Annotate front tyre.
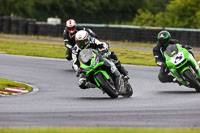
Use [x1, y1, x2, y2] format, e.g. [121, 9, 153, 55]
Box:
[95, 72, 118, 98]
[183, 69, 200, 92]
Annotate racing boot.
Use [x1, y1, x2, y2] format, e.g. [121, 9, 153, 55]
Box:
[115, 61, 129, 81]
[85, 82, 96, 88]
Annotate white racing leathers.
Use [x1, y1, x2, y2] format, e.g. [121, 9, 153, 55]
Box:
[72, 37, 109, 72]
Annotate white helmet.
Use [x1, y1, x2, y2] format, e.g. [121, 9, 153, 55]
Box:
[75, 30, 90, 49]
[66, 19, 76, 34]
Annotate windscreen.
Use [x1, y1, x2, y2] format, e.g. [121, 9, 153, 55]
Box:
[79, 49, 93, 64]
[165, 44, 178, 57]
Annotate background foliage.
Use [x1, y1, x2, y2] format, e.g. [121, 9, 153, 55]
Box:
[0, 0, 200, 28]
[0, 0, 164, 23]
[133, 0, 200, 28]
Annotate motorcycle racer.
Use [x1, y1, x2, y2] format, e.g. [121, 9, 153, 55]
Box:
[72, 30, 128, 90]
[63, 19, 97, 61]
[153, 30, 193, 83]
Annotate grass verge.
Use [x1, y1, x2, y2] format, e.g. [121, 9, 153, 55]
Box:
[0, 78, 31, 91]
[0, 39, 65, 59]
[111, 48, 156, 66]
[0, 128, 200, 133]
[0, 38, 199, 66]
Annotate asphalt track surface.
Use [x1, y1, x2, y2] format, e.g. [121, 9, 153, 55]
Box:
[0, 54, 200, 128]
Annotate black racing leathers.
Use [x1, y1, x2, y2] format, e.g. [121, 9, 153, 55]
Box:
[63, 26, 97, 60]
[153, 39, 180, 65]
[153, 39, 180, 83]
[153, 39, 194, 83]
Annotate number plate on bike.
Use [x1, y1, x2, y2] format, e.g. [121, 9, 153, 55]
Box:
[170, 52, 185, 65]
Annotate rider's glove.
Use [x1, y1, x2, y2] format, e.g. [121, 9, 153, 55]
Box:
[156, 61, 162, 66]
[155, 56, 163, 66]
[98, 42, 109, 53]
[184, 45, 192, 50]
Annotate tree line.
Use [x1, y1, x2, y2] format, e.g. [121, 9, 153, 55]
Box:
[0, 0, 168, 23]
[0, 0, 199, 28]
[133, 0, 200, 28]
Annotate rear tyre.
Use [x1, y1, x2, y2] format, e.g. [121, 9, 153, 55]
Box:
[183, 69, 200, 92]
[95, 72, 118, 98]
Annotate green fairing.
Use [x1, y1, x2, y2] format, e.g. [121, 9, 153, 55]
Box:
[94, 70, 110, 79]
[164, 44, 200, 86]
[80, 63, 89, 69]
[94, 70, 110, 87]
[86, 62, 104, 77]
[80, 50, 110, 87]
[164, 44, 188, 70]
[181, 66, 190, 74]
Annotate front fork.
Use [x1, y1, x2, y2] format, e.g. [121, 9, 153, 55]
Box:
[94, 71, 110, 87]
[188, 54, 200, 78]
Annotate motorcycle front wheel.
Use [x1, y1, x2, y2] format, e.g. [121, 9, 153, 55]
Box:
[183, 69, 200, 92]
[95, 72, 118, 99]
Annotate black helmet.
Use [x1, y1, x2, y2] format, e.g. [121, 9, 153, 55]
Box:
[157, 30, 171, 46]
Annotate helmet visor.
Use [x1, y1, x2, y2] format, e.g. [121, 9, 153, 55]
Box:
[67, 26, 76, 33]
[76, 39, 89, 49]
[159, 38, 166, 44]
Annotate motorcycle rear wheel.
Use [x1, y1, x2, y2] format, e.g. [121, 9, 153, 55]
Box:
[95, 72, 118, 98]
[183, 69, 200, 92]
[122, 82, 133, 98]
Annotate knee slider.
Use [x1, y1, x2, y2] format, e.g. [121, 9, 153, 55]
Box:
[78, 78, 88, 89]
[66, 56, 72, 61]
[66, 52, 72, 61]
[158, 74, 167, 83]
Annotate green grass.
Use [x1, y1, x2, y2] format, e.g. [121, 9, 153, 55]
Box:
[108, 40, 155, 48]
[0, 39, 65, 59]
[0, 38, 156, 66]
[0, 78, 31, 91]
[111, 48, 156, 66]
[0, 128, 200, 133]
[0, 37, 199, 66]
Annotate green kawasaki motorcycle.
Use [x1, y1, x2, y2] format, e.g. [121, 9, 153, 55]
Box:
[164, 44, 200, 92]
[78, 48, 133, 98]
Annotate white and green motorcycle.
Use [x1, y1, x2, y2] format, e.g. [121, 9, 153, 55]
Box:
[164, 44, 200, 92]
